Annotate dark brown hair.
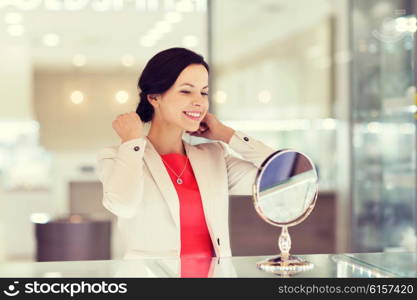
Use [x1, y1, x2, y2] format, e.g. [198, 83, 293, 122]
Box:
[136, 47, 209, 122]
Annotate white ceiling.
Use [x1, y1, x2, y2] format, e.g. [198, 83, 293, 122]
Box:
[0, 0, 332, 69]
[0, 0, 208, 70]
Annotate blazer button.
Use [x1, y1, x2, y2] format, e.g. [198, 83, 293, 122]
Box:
[243, 137, 249, 141]
[133, 146, 140, 151]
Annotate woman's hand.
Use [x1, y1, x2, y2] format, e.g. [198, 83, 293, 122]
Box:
[112, 112, 144, 144]
[186, 112, 235, 143]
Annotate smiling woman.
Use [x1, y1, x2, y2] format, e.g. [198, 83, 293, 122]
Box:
[136, 48, 209, 122]
[134, 48, 237, 156]
[97, 47, 277, 266]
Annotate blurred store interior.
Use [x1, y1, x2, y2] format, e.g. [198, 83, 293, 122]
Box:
[0, 0, 415, 262]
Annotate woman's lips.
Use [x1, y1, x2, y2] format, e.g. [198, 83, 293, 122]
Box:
[183, 111, 202, 121]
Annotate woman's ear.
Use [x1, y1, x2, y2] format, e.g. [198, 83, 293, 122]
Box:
[147, 94, 160, 108]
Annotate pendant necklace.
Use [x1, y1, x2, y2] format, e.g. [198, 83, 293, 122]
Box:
[160, 135, 191, 185]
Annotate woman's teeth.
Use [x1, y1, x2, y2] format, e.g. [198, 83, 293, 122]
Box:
[183, 111, 201, 120]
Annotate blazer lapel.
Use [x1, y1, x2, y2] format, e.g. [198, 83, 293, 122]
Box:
[143, 136, 180, 230]
[142, 136, 215, 233]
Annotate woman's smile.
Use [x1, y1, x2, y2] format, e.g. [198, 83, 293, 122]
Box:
[183, 110, 203, 121]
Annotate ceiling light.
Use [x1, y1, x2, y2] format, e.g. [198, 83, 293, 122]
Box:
[367, 122, 381, 133]
[121, 54, 135, 67]
[72, 54, 86, 67]
[70, 91, 84, 104]
[258, 90, 272, 103]
[42, 33, 60, 47]
[321, 118, 336, 130]
[30, 213, 50, 224]
[155, 20, 171, 34]
[115, 90, 129, 103]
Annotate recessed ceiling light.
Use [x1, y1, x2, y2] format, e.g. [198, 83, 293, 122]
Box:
[42, 33, 60, 47]
[258, 90, 272, 103]
[30, 213, 50, 224]
[7, 24, 24, 36]
[70, 91, 84, 104]
[72, 54, 86, 67]
[121, 54, 135, 67]
[155, 20, 171, 34]
[115, 90, 129, 103]
[321, 119, 336, 130]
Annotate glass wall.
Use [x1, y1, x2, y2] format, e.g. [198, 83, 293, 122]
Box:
[351, 0, 416, 252]
[211, 0, 417, 254]
[209, 0, 350, 255]
[210, 0, 337, 191]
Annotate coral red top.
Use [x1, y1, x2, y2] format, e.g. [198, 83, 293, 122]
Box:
[160, 153, 215, 277]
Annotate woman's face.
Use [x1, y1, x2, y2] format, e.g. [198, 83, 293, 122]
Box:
[153, 64, 209, 132]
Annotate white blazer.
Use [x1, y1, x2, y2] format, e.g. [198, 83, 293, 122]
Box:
[96, 130, 276, 259]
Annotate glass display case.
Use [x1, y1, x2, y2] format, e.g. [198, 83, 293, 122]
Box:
[0, 121, 52, 192]
[342, 252, 417, 277]
[351, 0, 416, 252]
[0, 253, 410, 278]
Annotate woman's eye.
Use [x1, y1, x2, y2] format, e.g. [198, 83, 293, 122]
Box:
[180, 90, 191, 94]
[201, 92, 209, 96]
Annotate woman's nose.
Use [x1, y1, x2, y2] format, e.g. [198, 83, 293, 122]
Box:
[192, 98, 204, 106]
[192, 94, 207, 106]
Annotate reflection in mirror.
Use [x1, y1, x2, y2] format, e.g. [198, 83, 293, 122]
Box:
[253, 150, 318, 276]
[258, 151, 318, 224]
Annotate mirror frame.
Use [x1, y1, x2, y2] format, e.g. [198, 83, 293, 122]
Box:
[251, 149, 319, 227]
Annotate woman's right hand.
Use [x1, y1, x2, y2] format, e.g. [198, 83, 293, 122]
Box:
[112, 112, 143, 143]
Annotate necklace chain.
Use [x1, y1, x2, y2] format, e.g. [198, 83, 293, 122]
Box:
[159, 135, 191, 184]
[160, 155, 188, 179]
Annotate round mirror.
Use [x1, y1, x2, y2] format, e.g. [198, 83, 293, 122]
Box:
[252, 149, 319, 275]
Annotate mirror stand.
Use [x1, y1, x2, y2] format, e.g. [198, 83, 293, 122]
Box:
[256, 226, 314, 275]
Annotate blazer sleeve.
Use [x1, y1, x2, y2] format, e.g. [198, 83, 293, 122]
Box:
[96, 138, 147, 218]
[217, 130, 276, 195]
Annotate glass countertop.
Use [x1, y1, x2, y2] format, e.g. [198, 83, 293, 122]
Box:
[341, 252, 417, 277]
[0, 252, 412, 278]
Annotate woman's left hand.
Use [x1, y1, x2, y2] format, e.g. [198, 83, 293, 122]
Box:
[186, 112, 235, 143]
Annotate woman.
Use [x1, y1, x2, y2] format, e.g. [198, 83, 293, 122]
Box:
[97, 48, 276, 265]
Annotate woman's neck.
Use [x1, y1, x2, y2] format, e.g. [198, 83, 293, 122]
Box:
[147, 122, 186, 156]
